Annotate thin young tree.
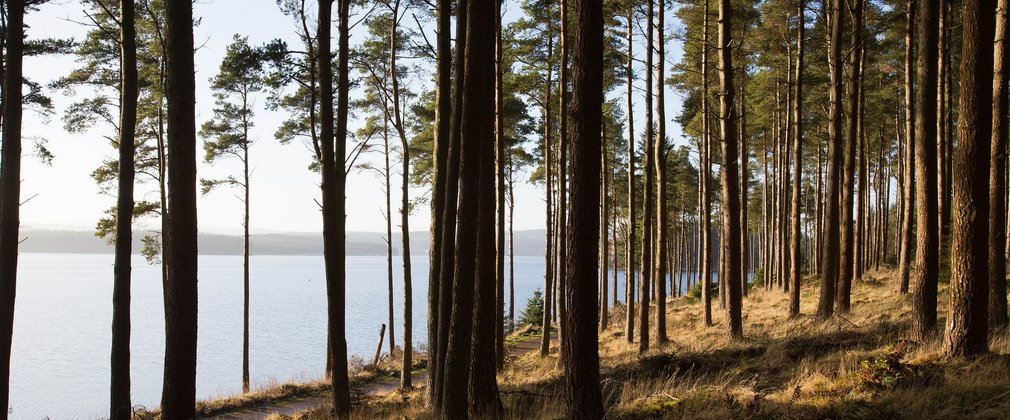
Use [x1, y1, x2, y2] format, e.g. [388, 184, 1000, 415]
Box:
[625, 5, 637, 343]
[640, 0, 655, 353]
[655, 0, 669, 344]
[563, 0, 606, 416]
[910, 0, 940, 340]
[495, 0, 507, 371]
[161, 0, 198, 416]
[700, 0, 714, 327]
[898, 0, 915, 295]
[383, 0, 414, 389]
[200, 35, 267, 393]
[943, 0, 996, 358]
[789, 0, 804, 319]
[556, 0, 571, 352]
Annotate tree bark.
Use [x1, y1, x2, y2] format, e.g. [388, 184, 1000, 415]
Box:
[944, 0, 995, 358]
[387, 1, 414, 389]
[789, 0, 804, 318]
[563, 1, 606, 415]
[818, 0, 844, 318]
[383, 121, 396, 359]
[329, 0, 353, 413]
[495, 0, 507, 371]
[898, 0, 916, 295]
[426, 0, 451, 404]
[989, 0, 1010, 330]
[719, 0, 743, 339]
[655, 0, 669, 344]
[639, 0, 655, 353]
[911, 0, 940, 340]
[540, 7, 556, 356]
[466, 0, 503, 415]
[435, 1, 466, 408]
[625, 6, 637, 342]
[557, 0, 571, 355]
[837, 0, 862, 314]
[110, 0, 138, 416]
[161, 0, 198, 416]
[701, 0, 714, 327]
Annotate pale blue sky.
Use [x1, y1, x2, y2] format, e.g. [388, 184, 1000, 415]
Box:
[20, 0, 686, 234]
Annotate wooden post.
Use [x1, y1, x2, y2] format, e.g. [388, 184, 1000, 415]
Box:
[372, 324, 387, 367]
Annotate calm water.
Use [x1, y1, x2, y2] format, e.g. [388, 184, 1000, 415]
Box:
[10, 253, 699, 419]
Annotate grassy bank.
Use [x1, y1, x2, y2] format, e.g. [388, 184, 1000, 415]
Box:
[209, 268, 1010, 419]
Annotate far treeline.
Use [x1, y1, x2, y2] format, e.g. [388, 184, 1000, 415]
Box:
[0, 0, 1008, 418]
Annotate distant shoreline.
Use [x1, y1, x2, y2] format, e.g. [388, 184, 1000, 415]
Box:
[16, 228, 549, 257]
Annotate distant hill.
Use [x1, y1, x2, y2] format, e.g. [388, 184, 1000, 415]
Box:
[15, 228, 548, 256]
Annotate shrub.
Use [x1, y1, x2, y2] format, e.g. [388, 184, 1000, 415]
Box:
[519, 289, 544, 327]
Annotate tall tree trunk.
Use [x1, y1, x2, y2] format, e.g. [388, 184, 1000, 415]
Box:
[384, 122, 396, 358]
[387, 1, 414, 388]
[701, 0, 713, 327]
[990, 0, 1010, 329]
[837, 0, 862, 314]
[508, 164, 516, 333]
[612, 188, 619, 306]
[434, 0, 466, 408]
[937, 0, 948, 249]
[815, 134, 822, 272]
[331, 0, 354, 413]
[442, 0, 483, 414]
[941, 0, 953, 246]
[639, 0, 655, 353]
[242, 135, 252, 393]
[541, 9, 556, 357]
[625, 7, 637, 342]
[161, 0, 198, 416]
[898, 0, 916, 295]
[600, 129, 610, 331]
[558, 0, 571, 354]
[495, 0, 507, 371]
[911, 0, 940, 340]
[739, 51, 749, 299]
[944, 0, 995, 358]
[467, 0, 503, 415]
[427, 0, 452, 404]
[818, 0, 844, 318]
[111, 0, 138, 416]
[789, 0, 804, 318]
[719, 0, 743, 339]
[563, 1, 606, 415]
[655, 0, 669, 344]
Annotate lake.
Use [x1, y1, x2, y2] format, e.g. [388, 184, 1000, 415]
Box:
[10, 253, 698, 419]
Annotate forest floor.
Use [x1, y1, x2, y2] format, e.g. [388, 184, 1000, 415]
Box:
[197, 266, 1010, 419]
[186, 329, 553, 419]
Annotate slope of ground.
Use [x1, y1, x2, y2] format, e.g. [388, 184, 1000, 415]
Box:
[245, 268, 1010, 419]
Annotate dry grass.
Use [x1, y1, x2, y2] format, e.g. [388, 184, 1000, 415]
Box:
[227, 267, 1010, 419]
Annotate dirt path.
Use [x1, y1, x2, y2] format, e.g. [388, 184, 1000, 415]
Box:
[203, 333, 551, 419]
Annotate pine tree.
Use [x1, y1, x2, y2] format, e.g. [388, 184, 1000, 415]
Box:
[944, 0, 996, 359]
[563, 0, 606, 416]
[161, 0, 198, 416]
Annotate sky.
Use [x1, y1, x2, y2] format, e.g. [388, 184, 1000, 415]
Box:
[19, 0, 688, 235]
